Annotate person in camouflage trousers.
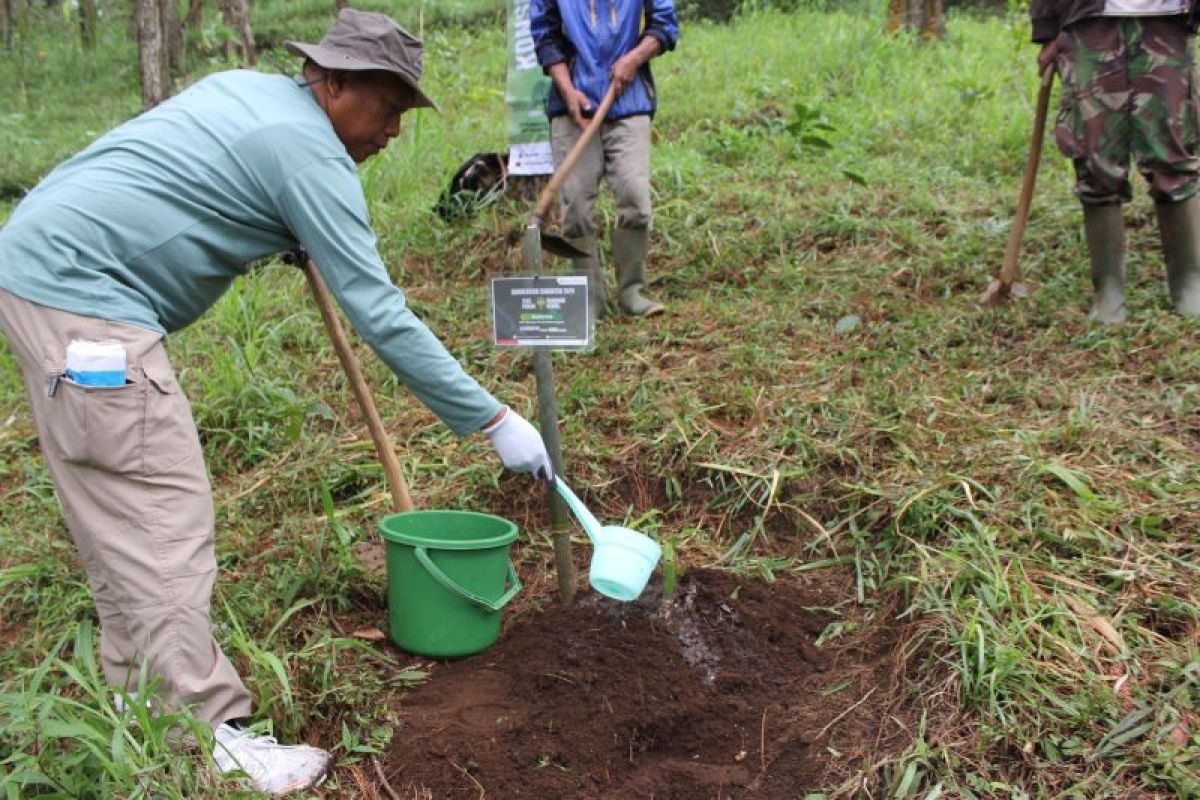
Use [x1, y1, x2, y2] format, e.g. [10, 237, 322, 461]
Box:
[1032, 1, 1200, 322]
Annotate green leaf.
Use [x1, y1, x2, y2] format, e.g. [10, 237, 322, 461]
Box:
[1090, 705, 1156, 761]
[265, 597, 319, 645]
[662, 539, 678, 600]
[260, 651, 295, 712]
[894, 759, 922, 797]
[841, 168, 868, 186]
[1037, 463, 1096, 501]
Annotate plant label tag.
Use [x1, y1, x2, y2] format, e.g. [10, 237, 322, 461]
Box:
[490, 274, 592, 350]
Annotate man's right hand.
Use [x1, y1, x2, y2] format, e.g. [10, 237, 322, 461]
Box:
[563, 86, 593, 131]
[548, 63, 593, 131]
[483, 407, 555, 485]
[1038, 40, 1058, 75]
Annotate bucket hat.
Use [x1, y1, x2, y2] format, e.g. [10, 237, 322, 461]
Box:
[287, 8, 437, 110]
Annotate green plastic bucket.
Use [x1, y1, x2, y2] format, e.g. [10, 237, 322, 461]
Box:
[378, 510, 521, 658]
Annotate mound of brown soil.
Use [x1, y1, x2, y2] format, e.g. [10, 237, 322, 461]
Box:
[377, 569, 912, 798]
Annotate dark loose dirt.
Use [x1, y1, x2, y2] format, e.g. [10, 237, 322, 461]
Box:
[377, 569, 916, 798]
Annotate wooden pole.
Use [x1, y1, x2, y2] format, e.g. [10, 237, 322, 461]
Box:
[303, 259, 415, 513]
[997, 66, 1055, 288]
[979, 66, 1054, 305]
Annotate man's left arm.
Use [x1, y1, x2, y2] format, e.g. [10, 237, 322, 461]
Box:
[612, 0, 679, 95]
[643, 0, 679, 54]
[276, 157, 503, 437]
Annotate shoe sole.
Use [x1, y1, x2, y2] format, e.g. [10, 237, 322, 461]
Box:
[272, 767, 330, 796]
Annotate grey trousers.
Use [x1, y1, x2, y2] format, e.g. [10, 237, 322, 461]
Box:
[550, 113, 653, 240]
[0, 289, 252, 728]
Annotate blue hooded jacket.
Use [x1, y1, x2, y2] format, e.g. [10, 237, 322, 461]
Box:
[531, 0, 679, 121]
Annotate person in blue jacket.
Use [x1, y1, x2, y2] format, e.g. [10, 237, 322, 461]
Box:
[531, 0, 680, 318]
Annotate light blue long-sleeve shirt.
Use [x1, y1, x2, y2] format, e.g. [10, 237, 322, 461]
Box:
[0, 69, 500, 435]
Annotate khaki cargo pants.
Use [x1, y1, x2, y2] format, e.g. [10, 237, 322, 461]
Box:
[551, 114, 654, 240]
[0, 289, 251, 728]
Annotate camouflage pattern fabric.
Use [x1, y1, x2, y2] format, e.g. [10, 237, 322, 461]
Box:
[1055, 15, 1200, 205]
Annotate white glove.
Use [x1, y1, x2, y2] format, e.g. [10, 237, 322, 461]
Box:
[483, 408, 555, 484]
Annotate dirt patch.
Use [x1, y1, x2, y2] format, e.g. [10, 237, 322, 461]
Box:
[377, 569, 915, 798]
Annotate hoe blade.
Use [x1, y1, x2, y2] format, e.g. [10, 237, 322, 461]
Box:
[978, 279, 1036, 307]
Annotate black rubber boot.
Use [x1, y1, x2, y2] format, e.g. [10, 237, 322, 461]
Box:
[1155, 195, 1200, 317]
[612, 227, 664, 317]
[1083, 203, 1127, 325]
[568, 236, 607, 322]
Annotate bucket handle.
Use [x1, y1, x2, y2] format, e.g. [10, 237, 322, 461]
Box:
[414, 547, 522, 612]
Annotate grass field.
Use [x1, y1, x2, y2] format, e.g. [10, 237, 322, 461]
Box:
[2, 0, 1199, 797]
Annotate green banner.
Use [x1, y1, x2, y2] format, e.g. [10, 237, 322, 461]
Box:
[506, 0, 553, 174]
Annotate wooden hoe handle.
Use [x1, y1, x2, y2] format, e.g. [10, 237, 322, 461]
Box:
[533, 83, 621, 222]
[303, 259, 415, 513]
[999, 66, 1055, 286]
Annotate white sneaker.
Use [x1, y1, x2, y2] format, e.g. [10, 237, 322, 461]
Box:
[212, 723, 332, 796]
[112, 694, 152, 716]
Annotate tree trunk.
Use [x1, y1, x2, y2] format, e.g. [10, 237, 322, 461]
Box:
[335, 0, 349, 10]
[920, 0, 945, 39]
[2, 0, 13, 50]
[79, 0, 98, 48]
[218, 0, 256, 66]
[185, 0, 203, 29]
[886, 0, 944, 39]
[161, 0, 184, 75]
[136, 0, 169, 108]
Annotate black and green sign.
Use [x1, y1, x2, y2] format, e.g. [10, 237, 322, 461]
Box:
[491, 275, 591, 348]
